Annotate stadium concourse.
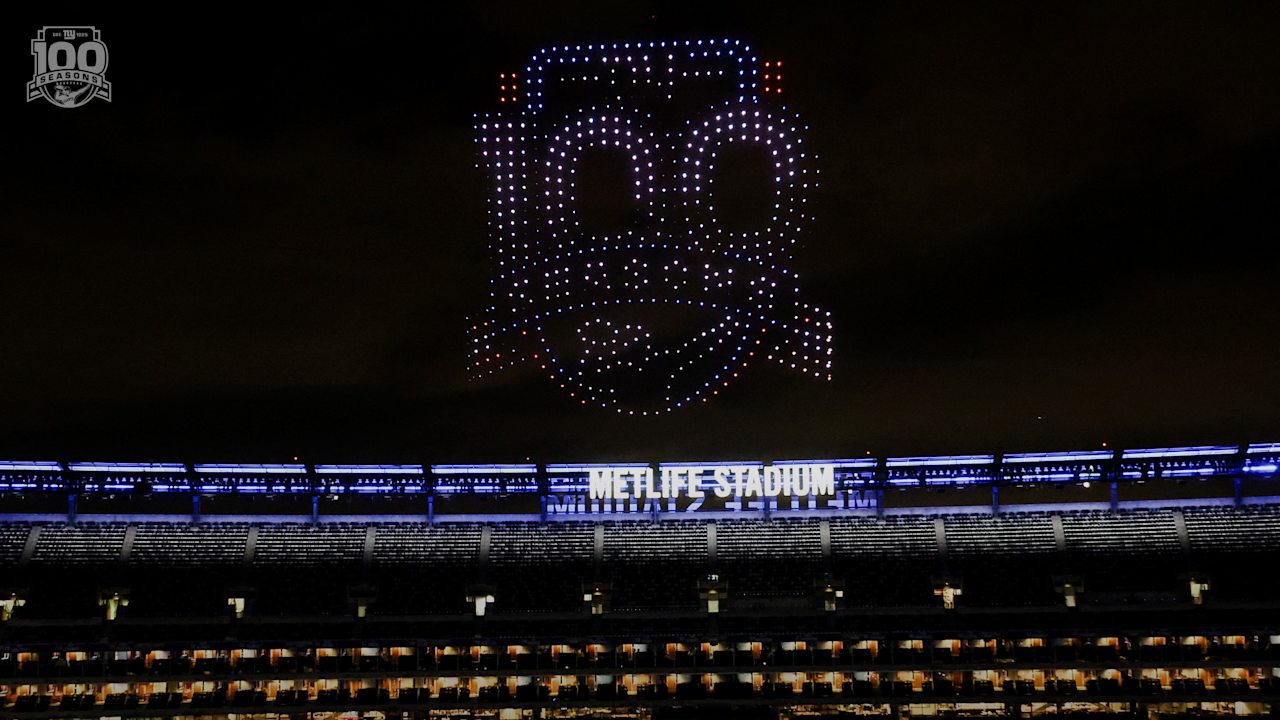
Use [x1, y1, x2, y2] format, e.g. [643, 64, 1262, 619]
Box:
[0, 446, 1279, 720]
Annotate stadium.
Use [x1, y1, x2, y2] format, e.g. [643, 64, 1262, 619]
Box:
[9, 4, 1280, 720]
[0, 443, 1278, 719]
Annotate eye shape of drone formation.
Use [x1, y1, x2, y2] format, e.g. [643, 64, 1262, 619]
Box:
[471, 39, 833, 415]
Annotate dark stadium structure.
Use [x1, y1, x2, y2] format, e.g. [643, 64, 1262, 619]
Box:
[1, 444, 1279, 720]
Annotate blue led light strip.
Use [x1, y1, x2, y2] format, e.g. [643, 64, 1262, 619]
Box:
[315, 464, 424, 475]
[193, 464, 307, 474]
[0, 441, 1273, 496]
[68, 462, 186, 473]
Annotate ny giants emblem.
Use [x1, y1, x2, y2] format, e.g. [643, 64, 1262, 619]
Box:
[28, 26, 111, 108]
[470, 39, 832, 414]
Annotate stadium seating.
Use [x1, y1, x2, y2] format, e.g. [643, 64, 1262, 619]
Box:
[2, 505, 1280, 618]
[0, 500, 1278, 718]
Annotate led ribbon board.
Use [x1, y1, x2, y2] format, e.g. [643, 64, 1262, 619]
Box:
[472, 39, 833, 414]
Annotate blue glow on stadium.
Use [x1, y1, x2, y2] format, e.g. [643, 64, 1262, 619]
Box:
[0, 442, 1272, 509]
[0, 461, 62, 471]
[776, 458, 877, 468]
[314, 464, 426, 475]
[1003, 450, 1114, 463]
[1011, 472, 1087, 482]
[1121, 445, 1239, 459]
[431, 464, 538, 475]
[547, 463, 649, 473]
[659, 461, 764, 469]
[886, 455, 994, 467]
[194, 463, 307, 474]
[67, 462, 187, 473]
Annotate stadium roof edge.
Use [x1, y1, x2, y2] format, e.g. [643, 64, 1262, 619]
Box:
[1, 441, 1277, 477]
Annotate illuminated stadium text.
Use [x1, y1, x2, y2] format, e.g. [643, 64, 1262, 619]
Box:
[588, 464, 836, 501]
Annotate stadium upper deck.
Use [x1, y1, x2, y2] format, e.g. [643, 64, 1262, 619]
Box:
[0, 442, 1277, 522]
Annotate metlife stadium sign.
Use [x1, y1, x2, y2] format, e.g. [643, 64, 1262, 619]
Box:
[546, 462, 873, 515]
[589, 463, 835, 501]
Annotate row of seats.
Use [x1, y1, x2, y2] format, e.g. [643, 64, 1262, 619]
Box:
[3, 676, 1277, 710]
[828, 516, 935, 557]
[716, 521, 823, 599]
[603, 520, 705, 562]
[603, 521, 706, 611]
[6, 507, 1280, 566]
[29, 523, 127, 564]
[373, 522, 483, 564]
[0, 506, 1277, 617]
[253, 525, 365, 564]
[1061, 510, 1182, 554]
[6, 642, 1277, 678]
[490, 522, 593, 562]
[1185, 505, 1280, 550]
[717, 519, 821, 559]
[0, 524, 30, 563]
[131, 523, 246, 564]
[945, 512, 1056, 555]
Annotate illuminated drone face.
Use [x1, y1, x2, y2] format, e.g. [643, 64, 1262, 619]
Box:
[472, 40, 832, 414]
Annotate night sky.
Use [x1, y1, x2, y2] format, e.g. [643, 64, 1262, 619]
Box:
[3, 2, 1279, 463]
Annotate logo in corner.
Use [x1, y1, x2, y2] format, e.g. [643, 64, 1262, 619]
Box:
[28, 26, 111, 108]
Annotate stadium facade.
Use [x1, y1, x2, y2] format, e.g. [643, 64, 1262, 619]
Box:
[0, 443, 1278, 719]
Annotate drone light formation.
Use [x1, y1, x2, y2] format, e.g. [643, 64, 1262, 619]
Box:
[471, 39, 833, 415]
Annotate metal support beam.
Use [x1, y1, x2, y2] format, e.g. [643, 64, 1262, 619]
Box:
[934, 517, 948, 558]
[243, 526, 259, 566]
[362, 525, 377, 568]
[707, 522, 717, 564]
[120, 524, 137, 564]
[1051, 513, 1067, 554]
[1172, 509, 1190, 553]
[19, 526, 41, 567]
